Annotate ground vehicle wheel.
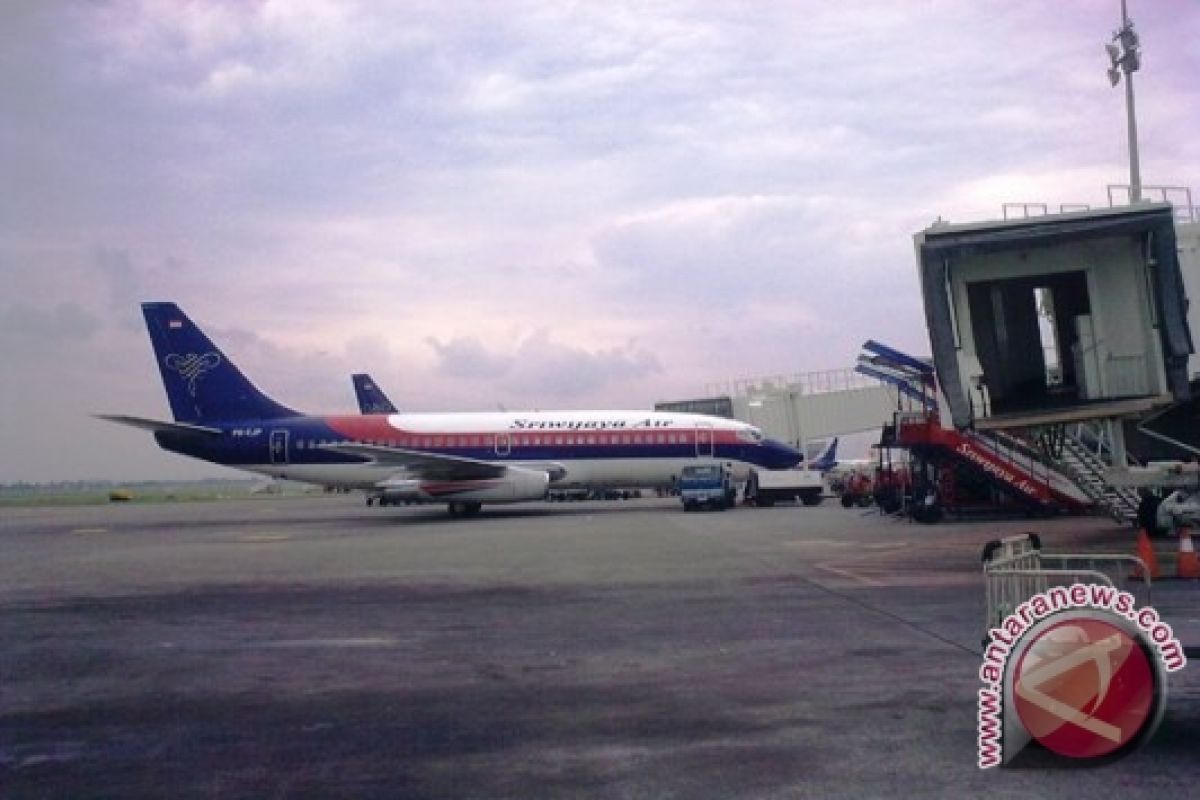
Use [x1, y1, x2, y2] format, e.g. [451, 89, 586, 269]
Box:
[448, 501, 482, 518]
[801, 493, 822, 507]
[912, 502, 943, 524]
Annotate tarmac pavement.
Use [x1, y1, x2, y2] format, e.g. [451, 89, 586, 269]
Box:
[1, 496, 1198, 798]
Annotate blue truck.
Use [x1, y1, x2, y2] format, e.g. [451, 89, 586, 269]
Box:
[679, 464, 737, 511]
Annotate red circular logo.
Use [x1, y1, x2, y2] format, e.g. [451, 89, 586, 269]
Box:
[1013, 617, 1156, 759]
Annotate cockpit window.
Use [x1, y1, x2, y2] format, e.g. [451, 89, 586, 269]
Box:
[735, 427, 764, 443]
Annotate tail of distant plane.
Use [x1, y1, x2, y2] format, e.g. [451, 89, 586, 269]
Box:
[141, 302, 297, 423]
[809, 437, 838, 472]
[352, 373, 398, 414]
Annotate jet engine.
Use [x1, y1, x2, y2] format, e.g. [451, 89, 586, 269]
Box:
[419, 466, 549, 504]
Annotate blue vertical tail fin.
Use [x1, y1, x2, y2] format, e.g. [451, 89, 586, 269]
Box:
[352, 373, 398, 414]
[142, 302, 298, 423]
[810, 437, 839, 472]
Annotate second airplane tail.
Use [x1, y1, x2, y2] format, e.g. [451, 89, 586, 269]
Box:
[809, 437, 839, 472]
[142, 302, 298, 424]
[352, 373, 399, 414]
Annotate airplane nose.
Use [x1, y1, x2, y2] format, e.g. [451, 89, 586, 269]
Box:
[766, 439, 803, 468]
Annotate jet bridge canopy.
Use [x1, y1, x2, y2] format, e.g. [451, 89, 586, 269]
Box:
[916, 204, 1192, 430]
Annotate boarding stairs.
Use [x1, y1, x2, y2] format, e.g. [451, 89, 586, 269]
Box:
[894, 413, 1092, 512]
[1053, 427, 1140, 524]
[858, 340, 1136, 518]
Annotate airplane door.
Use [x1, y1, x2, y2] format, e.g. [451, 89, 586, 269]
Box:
[269, 429, 289, 465]
[495, 432, 511, 457]
[695, 424, 714, 458]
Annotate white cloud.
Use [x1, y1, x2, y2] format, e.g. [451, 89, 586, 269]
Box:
[425, 329, 662, 404]
[0, 303, 101, 347]
[1, 0, 1197, 479]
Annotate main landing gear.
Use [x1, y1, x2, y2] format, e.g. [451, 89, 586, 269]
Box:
[447, 500, 482, 518]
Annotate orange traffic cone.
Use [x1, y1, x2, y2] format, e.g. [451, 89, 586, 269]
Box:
[1132, 528, 1161, 580]
[1177, 528, 1200, 579]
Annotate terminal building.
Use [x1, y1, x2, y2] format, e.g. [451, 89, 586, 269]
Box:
[657, 370, 900, 457]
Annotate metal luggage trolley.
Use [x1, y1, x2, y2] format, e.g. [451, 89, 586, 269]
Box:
[981, 533, 1152, 643]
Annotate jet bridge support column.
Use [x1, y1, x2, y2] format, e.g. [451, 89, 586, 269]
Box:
[1108, 418, 1129, 473]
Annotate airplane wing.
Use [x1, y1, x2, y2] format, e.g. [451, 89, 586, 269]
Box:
[95, 414, 223, 437]
[325, 442, 569, 483]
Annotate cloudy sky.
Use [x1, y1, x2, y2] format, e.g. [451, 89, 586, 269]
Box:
[2, 0, 1197, 482]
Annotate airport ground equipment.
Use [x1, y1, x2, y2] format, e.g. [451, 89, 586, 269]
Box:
[1158, 488, 1200, 530]
[745, 468, 824, 507]
[858, 338, 1161, 522]
[895, 411, 1093, 515]
[679, 464, 736, 511]
[981, 533, 1151, 644]
[838, 471, 874, 509]
[858, 342, 1099, 521]
[1053, 423, 1141, 521]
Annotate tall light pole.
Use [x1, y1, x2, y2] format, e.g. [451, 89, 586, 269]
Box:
[1105, 0, 1142, 202]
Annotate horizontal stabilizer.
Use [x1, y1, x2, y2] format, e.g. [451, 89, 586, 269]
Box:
[95, 414, 223, 436]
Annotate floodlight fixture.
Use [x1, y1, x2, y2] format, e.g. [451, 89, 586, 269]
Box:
[1105, 0, 1142, 202]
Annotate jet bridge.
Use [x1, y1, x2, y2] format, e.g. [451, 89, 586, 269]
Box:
[858, 341, 1103, 520]
[659, 368, 899, 452]
[915, 203, 1192, 432]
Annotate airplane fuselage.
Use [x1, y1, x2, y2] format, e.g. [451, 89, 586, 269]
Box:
[156, 409, 800, 496]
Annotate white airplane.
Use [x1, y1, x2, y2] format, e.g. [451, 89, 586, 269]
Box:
[100, 303, 804, 517]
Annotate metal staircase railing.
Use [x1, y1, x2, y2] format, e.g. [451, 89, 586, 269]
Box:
[1056, 432, 1140, 523]
[978, 428, 1092, 508]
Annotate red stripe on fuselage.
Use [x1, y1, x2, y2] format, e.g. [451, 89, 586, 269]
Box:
[322, 415, 745, 448]
[420, 479, 501, 497]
